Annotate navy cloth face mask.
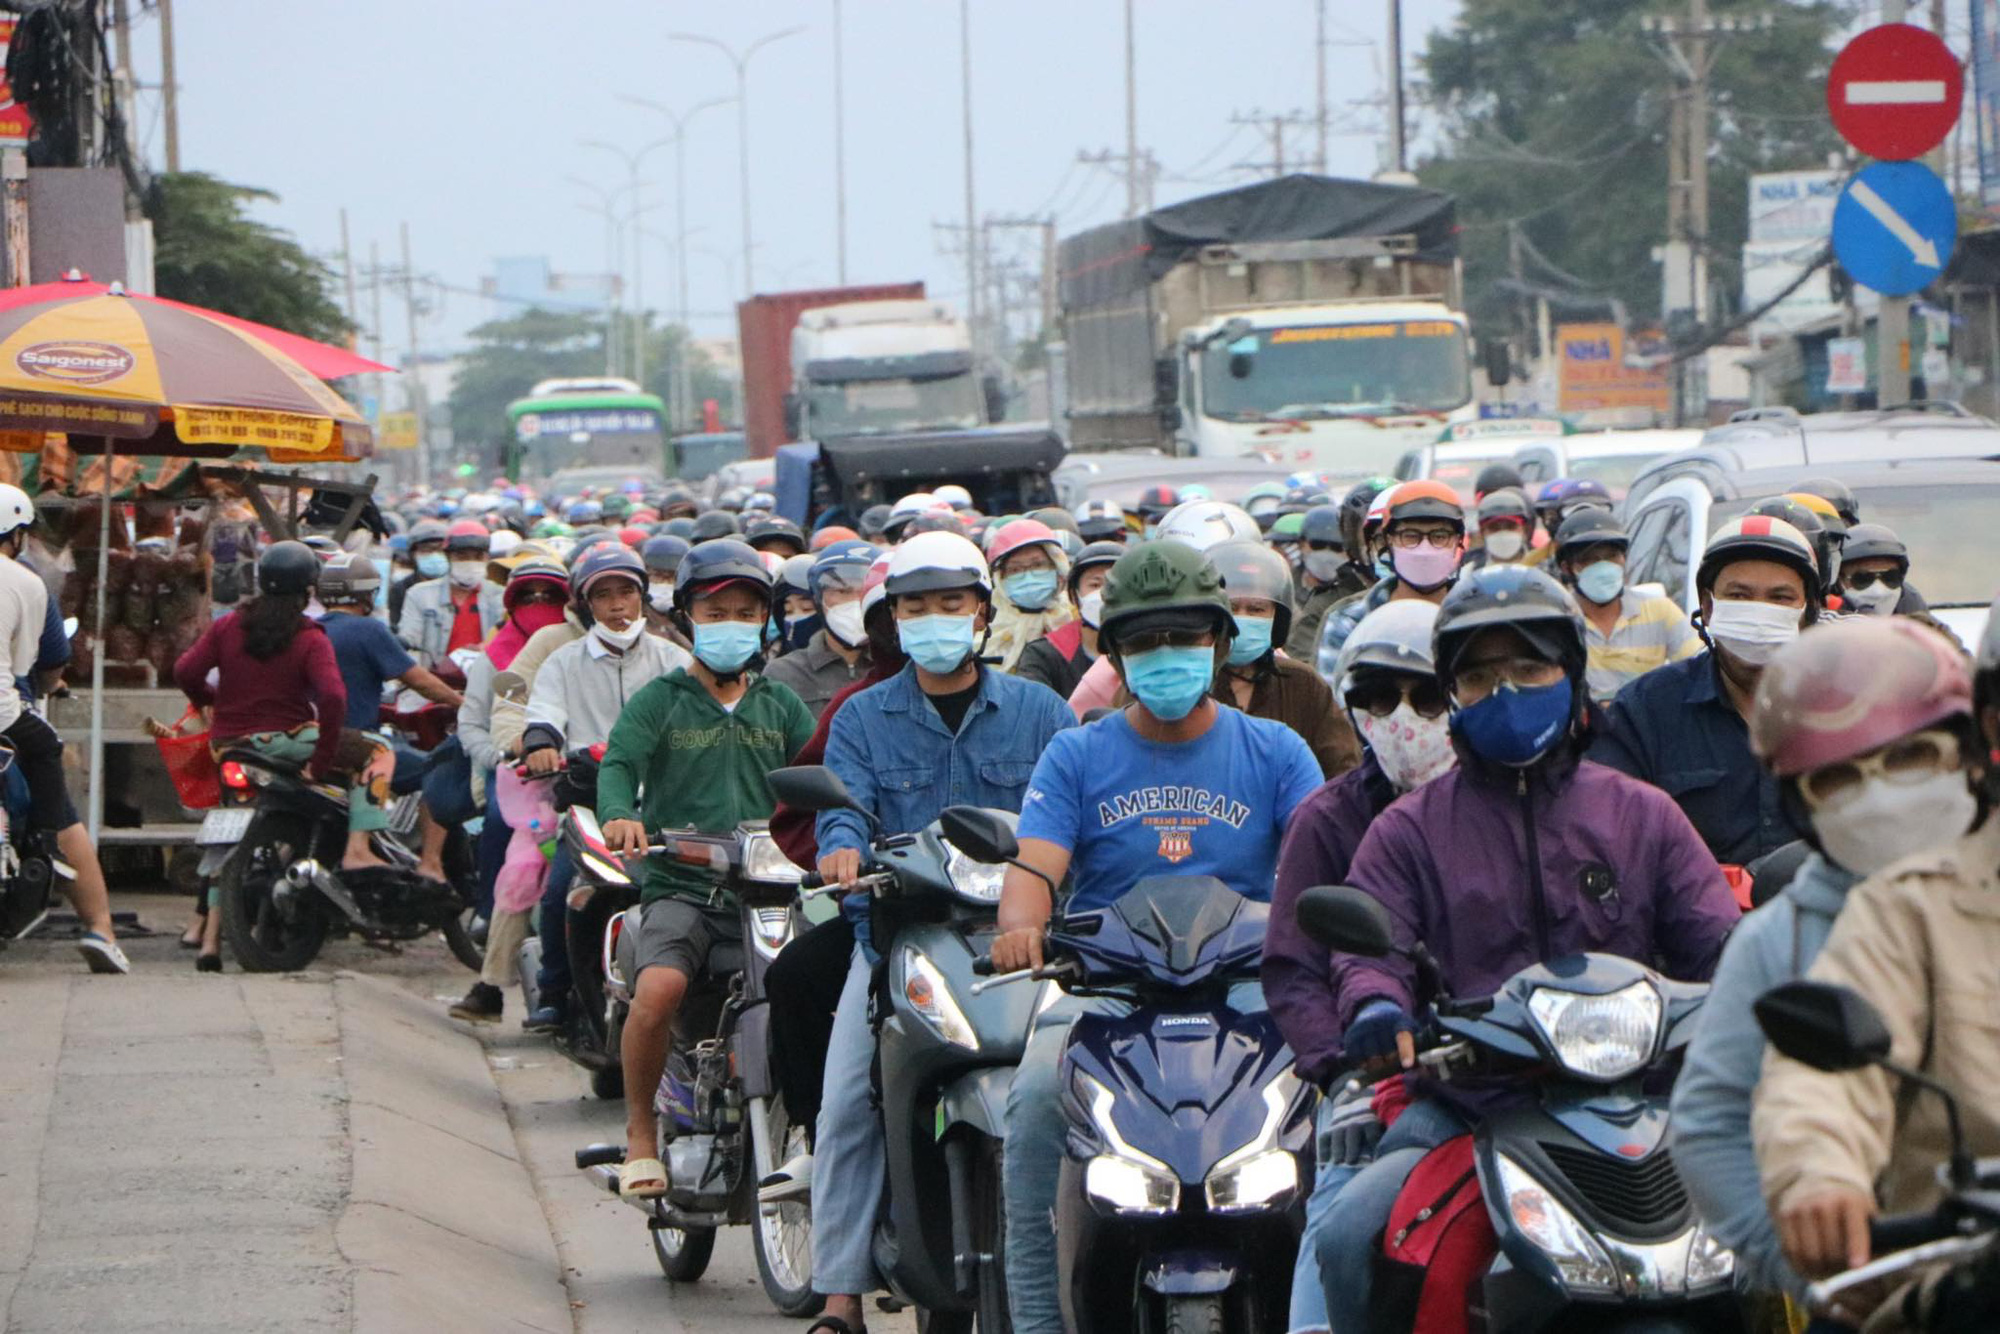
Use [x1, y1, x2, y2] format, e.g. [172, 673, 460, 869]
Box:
[1453, 677, 1572, 766]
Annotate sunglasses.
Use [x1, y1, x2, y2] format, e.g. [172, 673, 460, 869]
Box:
[1345, 677, 1449, 720]
[1117, 628, 1215, 655]
[1843, 569, 1905, 592]
[514, 588, 565, 605]
[1800, 730, 1960, 809]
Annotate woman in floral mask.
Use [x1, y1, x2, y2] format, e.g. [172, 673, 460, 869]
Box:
[1262, 597, 1454, 1332]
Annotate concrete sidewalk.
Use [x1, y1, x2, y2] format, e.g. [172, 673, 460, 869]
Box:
[0, 961, 571, 1334]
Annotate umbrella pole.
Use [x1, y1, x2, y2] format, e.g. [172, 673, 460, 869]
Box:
[86, 439, 111, 842]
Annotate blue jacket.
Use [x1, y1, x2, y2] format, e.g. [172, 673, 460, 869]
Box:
[1590, 651, 1803, 866]
[1669, 850, 1859, 1298]
[816, 663, 1075, 860]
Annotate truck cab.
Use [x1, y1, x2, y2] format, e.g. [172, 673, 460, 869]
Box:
[785, 299, 997, 441]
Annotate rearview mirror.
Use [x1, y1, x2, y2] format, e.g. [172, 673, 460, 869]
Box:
[782, 392, 802, 439]
[940, 806, 1020, 866]
[493, 669, 529, 706]
[1753, 980, 1892, 1073]
[767, 765, 856, 814]
[1296, 886, 1396, 957]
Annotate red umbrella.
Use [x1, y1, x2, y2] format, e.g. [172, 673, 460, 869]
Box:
[0, 272, 393, 380]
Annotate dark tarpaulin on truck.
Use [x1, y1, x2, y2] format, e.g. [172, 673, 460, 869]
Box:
[818, 427, 1065, 487]
[1060, 173, 1457, 307]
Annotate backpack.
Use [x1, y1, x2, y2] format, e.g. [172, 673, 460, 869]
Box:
[1371, 1134, 1499, 1334]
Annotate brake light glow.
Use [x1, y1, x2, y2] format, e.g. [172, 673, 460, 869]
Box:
[221, 761, 250, 789]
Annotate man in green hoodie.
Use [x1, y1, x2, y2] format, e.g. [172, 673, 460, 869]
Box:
[597, 539, 815, 1199]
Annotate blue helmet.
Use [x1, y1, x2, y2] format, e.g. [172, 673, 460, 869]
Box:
[565, 499, 604, 525]
[569, 543, 647, 620]
[673, 538, 772, 614]
[808, 539, 879, 604]
[640, 534, 692, 575]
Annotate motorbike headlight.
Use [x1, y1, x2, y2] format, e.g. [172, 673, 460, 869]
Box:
[1076, 1071, 1179, 1215]
[1494, 1152, 1619, 1294]
[944, 843, 1006, 904]
[900, 947, 978, 1051]
[742, 830, 804, 885]
[1683, 1223, 1736, 1292]
[1203, 1076, 1303, 1213]
[1526, 981, 1661, 1081]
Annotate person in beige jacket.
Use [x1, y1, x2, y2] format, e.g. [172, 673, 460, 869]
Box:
[1752, 607, 2000, 1289]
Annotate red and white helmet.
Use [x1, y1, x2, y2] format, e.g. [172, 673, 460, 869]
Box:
[984, 518, 1063, 568]
[1751, 617, 1972, 778]
[934, 483, 974, 510]
[859, 550, 895, 619]
[884, 531, 991, 598]
[1154, 500, 1261, 552]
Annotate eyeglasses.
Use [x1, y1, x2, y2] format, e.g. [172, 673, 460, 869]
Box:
[1345, 677, 1449, 720]
[1800, 730, 1960, 809]
[1842, 569, 1905, 592]
[1452, 655, 1564, 697]
[1387, 527, 1461, 550]
[1116, 628, 1215, 655]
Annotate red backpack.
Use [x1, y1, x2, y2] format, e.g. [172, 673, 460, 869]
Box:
[1372, 1134, 1499, 1334]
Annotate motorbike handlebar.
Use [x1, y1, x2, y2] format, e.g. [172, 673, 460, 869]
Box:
[971, 956, 994, 976]
[1870, 1209, 1960, 1256]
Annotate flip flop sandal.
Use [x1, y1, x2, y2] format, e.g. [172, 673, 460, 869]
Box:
[77, 931, 130, 975]
[618, 1157, 669, 1200]
[806, 1320, 865, 1334]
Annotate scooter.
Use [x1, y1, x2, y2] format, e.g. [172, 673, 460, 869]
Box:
[198, 746, 483, 973]
[1297, 885, 1741, 1332]
[764, 766, 1041, 1334]
[962, 812, 1311, 1334]
[573, 812, 821, 1318]
[0, 738, 71, 945]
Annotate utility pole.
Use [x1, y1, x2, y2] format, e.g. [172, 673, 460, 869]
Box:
[338, 208, 358, 335]
[671, 26, 803, 297]
[111, 0, 136, 166]
[368, 238, 385, 446]
[1879, 0, 1912, 404]
[1386, 0, 1406, 172]
[158, 0, 180, 171]
[960, 0, 980, 359]
[583, 137, 675, 391]
[1123, 0, 1141, 217]
[1232, 111, 1316, 179]
[399, 222, 432, 485]
[987, 215, 1058, 343]
[1078, 148, 1156, 213]
[1314, 0, 1329, 172]
[832, 0, 848, 284]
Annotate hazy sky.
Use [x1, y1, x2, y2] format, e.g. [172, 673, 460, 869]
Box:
[128, 1, 1462, 353]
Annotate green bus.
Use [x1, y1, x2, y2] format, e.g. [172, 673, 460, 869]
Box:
[504, 377, 669, 487]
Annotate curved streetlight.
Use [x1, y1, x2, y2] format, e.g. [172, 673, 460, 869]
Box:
[669, 25, 804, 296]
[582, 136, 678, 385]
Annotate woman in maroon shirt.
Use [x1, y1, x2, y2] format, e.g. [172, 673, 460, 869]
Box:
[174, 542, 384, 970]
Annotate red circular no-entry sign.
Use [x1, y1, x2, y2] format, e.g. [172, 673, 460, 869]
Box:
[1827, 23, 1964, 160]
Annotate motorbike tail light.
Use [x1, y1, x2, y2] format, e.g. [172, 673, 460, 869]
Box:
[220, 761, 250, 789]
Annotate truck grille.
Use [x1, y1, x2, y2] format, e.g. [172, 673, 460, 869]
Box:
[1538, 1144, 1689, 1234]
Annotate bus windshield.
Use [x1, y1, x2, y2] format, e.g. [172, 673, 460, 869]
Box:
[507, 393, 667, 482]
[1201, 320, 1471, 421]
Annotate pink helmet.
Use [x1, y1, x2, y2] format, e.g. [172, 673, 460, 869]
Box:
[1750, 617, 1973, 777]
[984, 518, 1062, 568]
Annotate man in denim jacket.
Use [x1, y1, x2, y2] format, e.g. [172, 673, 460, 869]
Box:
[803, 531, 1073, 1334]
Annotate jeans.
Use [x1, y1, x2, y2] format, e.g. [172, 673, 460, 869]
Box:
[475, 782, 508, 921]
[1002, 979, 1265, 1334]
[811, 946, 881, 1295]
[533, 842, 575, 1007]
[1316, 1095, 1468, 1333]
[1288, 1098, 1346, 1334]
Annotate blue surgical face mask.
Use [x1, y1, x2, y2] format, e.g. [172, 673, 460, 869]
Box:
[1576, 560, 1624, 605]
[692, 620, 762, 674]
[1452, 677, 1573, 766]
[1121, 645, 1216, 721]
[415, 552, 448, 579]
[898, 613, 978, 674]
[1226, 614, 1275, 667]
[1373, 550, 1394, 578]
[1002, 568, 1059, 611]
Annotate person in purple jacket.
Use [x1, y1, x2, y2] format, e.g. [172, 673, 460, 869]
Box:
[1312, 564, 1739, 1331]
[1266, 597, 1453, 1333]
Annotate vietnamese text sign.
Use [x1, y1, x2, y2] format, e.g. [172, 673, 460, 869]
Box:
[1556, 324, 1671, 415]
[1826, 337, 1869, 393]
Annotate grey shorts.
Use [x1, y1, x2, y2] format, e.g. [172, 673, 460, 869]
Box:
[634, 897, 742, 981]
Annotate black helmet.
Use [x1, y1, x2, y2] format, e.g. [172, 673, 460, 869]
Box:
[570, 543, 647, 615]
[744, 515, 805, 553]
[257, 541, 320, 597]
[673, 538, 773, 613]
[1552, 507, 1628, 559]
[691, 510, 740, 542]
[1744, 496, 1823, 541]
[1433, 564, 1587, 687]
[1840, 522, 1908, 572]
[657, 484, 698, 517]
[858, 503, 894, 539]
[1300, 504, 1342, 548]
[640, 534, 692, 575]
[1476, 488, 1534, 527]
[1208, 538, 1298, 645]
[1792, 475, 1860, 527]
[661, 516, 697, 540]
[1067, 539, 1124, 598]
[1474, 462, 1525, 498]
[316, 551, 382, 603]
[1339, 476, 1394, 552]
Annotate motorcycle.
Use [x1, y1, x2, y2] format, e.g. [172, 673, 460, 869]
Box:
[960, 815, 1311, 1334]
[1296, 884, 1740, 1333]
[763, 766, 1042, 1334]
[1755, 978, 2000, 1331]
[572, 810, 822, 1318]
[197, 745, 483, 973]
[0, 738, 71, 946]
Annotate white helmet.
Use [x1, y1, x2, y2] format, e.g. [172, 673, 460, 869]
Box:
[883, 530, 991, 597]
[933, 483, 973, 510]
[1155, 500, 1260, 552]
[488, 530, 523, 558]
[890, 491, 939, 521]
[0, 483, 32, 539]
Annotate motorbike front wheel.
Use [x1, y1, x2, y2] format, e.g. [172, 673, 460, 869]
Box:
[1162, 1293, 1224, 1334]
[749, 1094, 820, 1317]
[650, 1218, 717, 1282]
[972, 1139, 1011, 1334]
[220, 817, 328, 972]
[439, 833, 483, 971]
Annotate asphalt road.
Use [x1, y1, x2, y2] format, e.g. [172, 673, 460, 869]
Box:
[0, 890, 914, 1334]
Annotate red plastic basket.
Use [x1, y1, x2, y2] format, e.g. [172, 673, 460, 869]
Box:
[153, 706, 220, 810]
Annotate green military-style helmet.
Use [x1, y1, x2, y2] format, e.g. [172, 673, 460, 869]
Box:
[1098, 539, 1234, 653]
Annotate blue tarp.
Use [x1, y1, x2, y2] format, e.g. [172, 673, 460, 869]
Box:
[774, 442, 820, 526]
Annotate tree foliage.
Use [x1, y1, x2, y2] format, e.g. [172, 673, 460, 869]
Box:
[146, 172, 352, 342]
[1414, 0, 1848, 336]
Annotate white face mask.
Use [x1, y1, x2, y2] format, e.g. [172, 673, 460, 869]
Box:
[648, 584, 675, 613]
[1482, 530, 1525, 562]
[448, 559, 486, 589]
[1078, 590, 1104, 628]
[592, 619, 645, 651]
[824, 601, 867, 647]
[1303, 551, 1345, 583]
[1811, 771, 1977, 875]
[1354, 704, 1457, 792]
[1843, 581, 1899, 616]
[1705, 597, 1803, 667]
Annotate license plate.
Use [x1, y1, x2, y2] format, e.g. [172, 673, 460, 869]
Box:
[197, 808, 254, 846]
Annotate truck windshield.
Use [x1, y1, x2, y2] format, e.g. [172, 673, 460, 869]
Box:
[806, 373, 983, 436]
[1202, 320, 1470, 421]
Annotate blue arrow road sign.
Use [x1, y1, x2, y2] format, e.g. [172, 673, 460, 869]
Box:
[1832, 160, 1957, 296]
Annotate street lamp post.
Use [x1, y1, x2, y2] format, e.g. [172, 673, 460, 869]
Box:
[582, 136, 677, 390]
[619, 93, 735, 431]
[567, 175, 625, 376]
[669, 25, 804, 298]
